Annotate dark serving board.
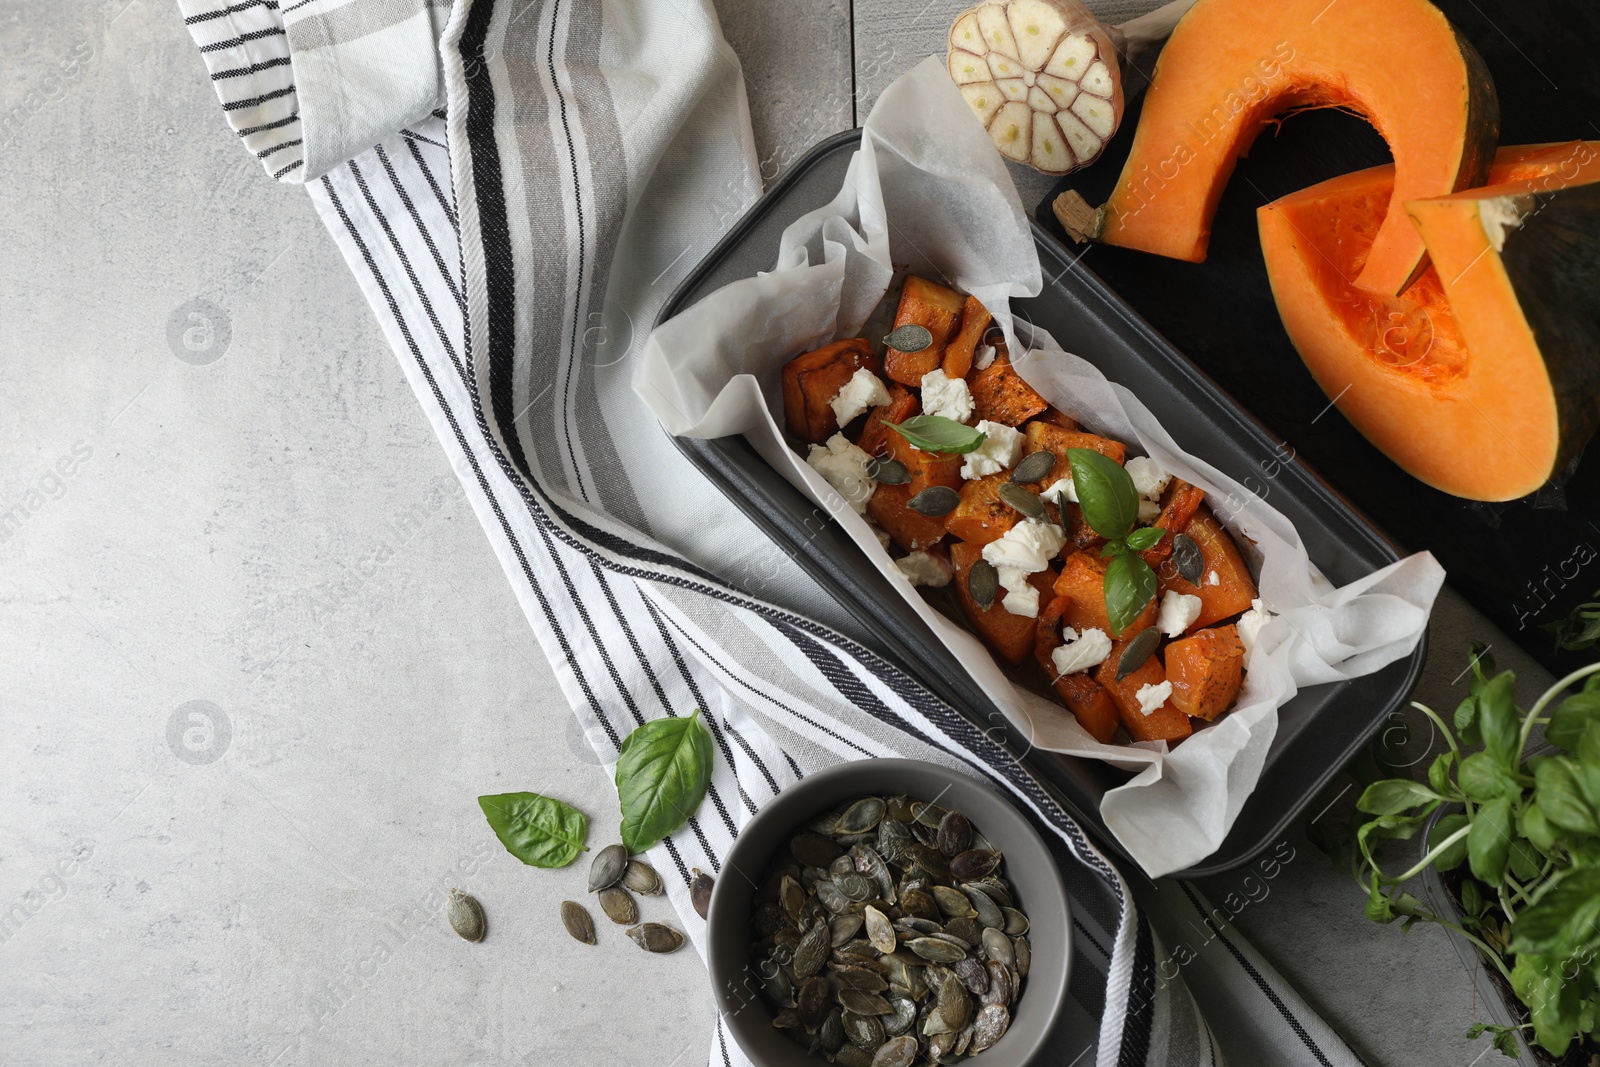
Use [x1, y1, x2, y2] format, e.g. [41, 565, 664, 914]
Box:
[1038, 0, 1600, 676]
[658, 129, 1424, 876]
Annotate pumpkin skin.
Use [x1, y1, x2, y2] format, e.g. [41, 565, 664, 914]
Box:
[1259, 142, 1600, 501]
[1099, 0, 1498, 295]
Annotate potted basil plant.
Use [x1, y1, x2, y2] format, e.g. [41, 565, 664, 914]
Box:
[1350, 644, 1600, 1063]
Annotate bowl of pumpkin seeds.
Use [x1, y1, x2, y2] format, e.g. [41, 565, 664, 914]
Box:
[707, 759, 1069, 1067]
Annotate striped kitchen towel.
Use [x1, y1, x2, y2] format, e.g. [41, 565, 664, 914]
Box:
[179, 1, 1368, 1065]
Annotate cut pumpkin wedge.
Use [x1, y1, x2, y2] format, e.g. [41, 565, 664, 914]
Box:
[1098, 0, 1497, 295]
[1259, 142, 1600, 500]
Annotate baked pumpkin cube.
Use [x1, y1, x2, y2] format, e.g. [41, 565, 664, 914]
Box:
[1095, 641, 1192, 744]
[781, 338, 876, 444]
[1021, 424, 1127, 502]
[1165, 625, 1245, 721]
[855, 383, 919, 458]
[969, 352, 1049, 426]
[1156, 507, 1258, 628]
[885, 424, 963, 494]
[951, 541, 1054, 666]
[1138, 479, 1207, 570]
[1031, 408, 1080, 431]
[946, 472, 1024, 547]
[885, 276, 964, 385]
[941, 296, 992, 380]
[867, 481, 948, 552]
[1035, 594, 1120, 743]
[1052, 550, 1158, 638]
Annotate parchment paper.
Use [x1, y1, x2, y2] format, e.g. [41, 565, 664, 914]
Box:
[636, 56, 1444, 877]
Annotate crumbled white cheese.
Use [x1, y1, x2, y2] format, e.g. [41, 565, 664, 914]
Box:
[1135, 681, 1173, 716]
[973, 344, 998, 371]
[1138, 499, 1162, 524]
[1043, 476, 1077, 504]
[829, 367, 891, 427]
[1206, 570, 1220, 587]
[806, 434, 876, 514]
[865, 515, 892, 550]
[920, 369, 974, 423]
[1237, 598, 1274, 654]
[1051, 627, 1112, 677]
[1157, 590, 1203, 638]
[1125, 456, 1171, 500]
[895, 550, 953, 588]
[959, 420, 1025, 480]
[983, 519, 1067, 618]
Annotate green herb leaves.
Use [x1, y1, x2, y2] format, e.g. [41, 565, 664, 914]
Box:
[478, 792, 589, 868]
[888, 416, 987, 455]
[1068, 448, 1162, 635]
[615, 710, 714, 854]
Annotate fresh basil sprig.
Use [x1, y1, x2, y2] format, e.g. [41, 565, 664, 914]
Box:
[478, 792, 589, 868]
[615, 709, 715, 854]
[1067, 448, 1164, 635]
[888, 416, 988, 455]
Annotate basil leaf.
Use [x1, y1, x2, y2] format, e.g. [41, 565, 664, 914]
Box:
[1477, 672, 1519, 765]
[1103, 551, 1157, 637]
[1067, 448, 1138, 541]
[1549, 692, 1600, 752]
[1521, 799, 1560, 852]
[615, 709, 715, 854]
[1356, 779, 1442, 816]
[1454, 695, 1482, 746]
[1426, 751, 1454, 796]
[1467, 796, 1512, 883]
[887, 416, 987, 455]
[1124, 526, 1164, 552]
[1536, 757, 1600, 836]
[1511, 868, 1600, 955]
[1428, 812, 1469, 872]
[1459, 750, 1517, 800]
[478, 792, 589, 868]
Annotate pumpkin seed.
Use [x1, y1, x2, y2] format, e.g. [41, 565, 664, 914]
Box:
[796, 975, 831, 1029]
[1014, 935, 1030, 976]
[836, 1046, 873, 1067]
[843, 1010, 887, 1049]
[864, 905, 897, 955]
[945, 916, 980, 945]
[950, 849, 1001, 881]
[907, 485, 960, 517]
[867, 456, 912, 486]
[836, 872, 875, 902]
[1115, 626, 1161, 681]
[781, 874, 806, 922]
[839, 797, 887, 834]
[791, 832, 843, 868]
[820, 1008, 847, 1054]
[1011, 449, 1057, 484]
[936, 811, 972, 857]
[621, 860, 663, 895]
[816, 880, 853, 914]
[833, 965, 889, 992]
[1002, 907, 1030, 936]
[598, 886, 638, 925]
[446, 888, 486, 943]
[625, 922, 683, 953]
[883, 997, 918, 1036]
[907, 937, 968, 964]
[559, 900, 595, 945]
[928, 1031, 958, 1060]
[690, 869, 714, 919]
[871, 1034, 918, 1067]
[832, 913, 866, 946]
[982, 926, 1015, 967]
[982, 961, 1012, 1007]
[965, 884, 1004, 930]
[998, 482, 1047, 521]
[840, 988, 892, 1016]
[1173, 532, 1204, 585]
[884, 324, 934, 353]
[967, 558, 999, 610]
[971, 1004, 1010, 1053]
[952, 956, 989, 995]
[794, 918, 831, 978]
[900, 887, 939, 922]
[587, 843, 628, 892]
[932, 885, 973, 917]
[763, 968, 796, 1008]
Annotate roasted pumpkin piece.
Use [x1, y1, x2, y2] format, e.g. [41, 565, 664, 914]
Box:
[782, 338, 877, 444]
[885, 276, 965, 385]
[868, 481, 949, 552]
[1165, 625, 1245, 721]
[1021, 422, 1126, 485]
[1035, 594, 1120, 743]
[1138, 479, 1206, 569]
[1055, 501, 1106, 554]
[946, 472, 1024, 546]
[969, 352, 1050, 426]
[951, 541, 1054, 666]
[885, 424, 963, 494]
[856, 383, 919, 458]
[941, 295, 992, 380]
[1053, 550, 1157, 638]
[1032, 408, 1080, 432]
[1095, 641, 1191, 744]
[1157, 508, 1257, 628]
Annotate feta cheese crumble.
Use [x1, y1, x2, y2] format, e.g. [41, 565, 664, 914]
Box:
[865, 516, 892, 550]
[919, 369, 974, 423]
[1135, 681, 1173, 716]
[1125, 456, 1171, 500]
[1042, 476, 1077, 504]
[806, 434, 876, 514]
[1236, 598, 1274, 654]
[1137, 499, 1161, 523]
[960, 420, 1024, 480]
[829, 368, 890, 427]
[973, 344, 998, 371]
[1206, 570, 1220, 587]
[1157, 590, 1202, 638]
[1050, 626, 1112, 677]
[982, 518, 1066, 618]
[895, 550, 953, 588]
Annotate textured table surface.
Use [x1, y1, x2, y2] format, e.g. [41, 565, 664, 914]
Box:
[0, 1, 1555, 1065]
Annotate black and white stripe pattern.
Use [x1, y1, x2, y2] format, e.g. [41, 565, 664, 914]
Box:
[179, 0, 303, 179]
[181, 1, 1367, 1064]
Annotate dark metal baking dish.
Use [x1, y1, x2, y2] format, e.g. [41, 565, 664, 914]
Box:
[655, 128, 1426, 877]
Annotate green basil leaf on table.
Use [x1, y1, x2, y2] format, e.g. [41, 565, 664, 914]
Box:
[1067, 448, 1139, 541]
[1103, 551, 1157, 637]
[1427, 812, 1469, 872]
[1355, 778, 1442, 816]
[1467, 795, 1513, 883]
[1124, 526, 1164, 552]
[615, 708, 715, 854]
[887, 416, 988, 455]
[478, 792, 589, 868]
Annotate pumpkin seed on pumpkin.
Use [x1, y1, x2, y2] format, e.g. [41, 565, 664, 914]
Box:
[1115, 626, 1161, 681]
[867, 456, 912, 486]
[998, 482, 1048, 521]
[1173, 532, 1204, 585]
[967, 558, 1000, 610]
[1011, 449, 1057, 484]
[884, 324, 934, 353]
[907, 485, 961, 517]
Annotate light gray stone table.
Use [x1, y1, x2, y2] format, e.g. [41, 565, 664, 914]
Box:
[0, 1, 1556, 1065]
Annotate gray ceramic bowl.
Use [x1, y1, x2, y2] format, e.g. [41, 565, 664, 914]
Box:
[706, 759, 1071, 1067]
